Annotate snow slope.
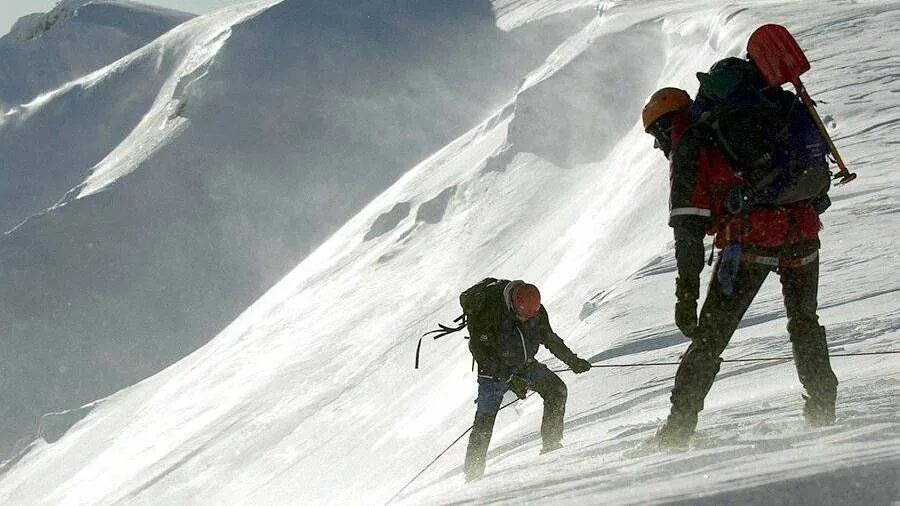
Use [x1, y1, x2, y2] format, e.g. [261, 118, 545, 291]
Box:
[0, 0, 193, 108]
[0, 0, 588, 461]
[0, 0, 898, 505]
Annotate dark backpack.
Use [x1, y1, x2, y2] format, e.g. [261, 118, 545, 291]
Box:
[459, 277, 508, 343]
[691, 57, 830, 211]
[415, 278, 510, 368]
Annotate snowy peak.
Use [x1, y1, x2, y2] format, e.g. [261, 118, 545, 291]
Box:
[7, 0, 89, 41]
[7, 0, 191, 42]
[0, 0, 193, 107]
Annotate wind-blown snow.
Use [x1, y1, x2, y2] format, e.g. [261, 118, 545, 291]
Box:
[0, 0, 589, 464]
[0, 0, 897, 505]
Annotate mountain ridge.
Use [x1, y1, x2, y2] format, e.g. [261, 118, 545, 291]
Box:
[0, 0, 592, 463]
[0, 0, 897, 504]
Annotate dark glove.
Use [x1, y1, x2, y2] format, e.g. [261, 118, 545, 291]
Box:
[568, 357, 592, 374]
[675, 299, 698, 339]
[675, 276, 699, 339]
[505, 374, 528, 400]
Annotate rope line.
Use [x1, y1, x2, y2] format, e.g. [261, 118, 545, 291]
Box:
[551, 349, 900, 373]
[389, 349, 899, 504]
[384, 393, 535, 505]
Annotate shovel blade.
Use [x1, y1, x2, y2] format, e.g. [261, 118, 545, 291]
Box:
[747, 24, 810, 88]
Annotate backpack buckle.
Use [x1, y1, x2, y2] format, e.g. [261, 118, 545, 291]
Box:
[725, 186, 749, 214]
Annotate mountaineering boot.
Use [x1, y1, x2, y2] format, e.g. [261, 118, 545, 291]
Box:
[464, 441, 487, 483]
[654, 409, 698, 448]
[463, 413, 496, 483]
[802, 394, 835, 427]
[787, 319, 837, 428]
[464, 469, 484, 484]
[540, 440, 563, 455]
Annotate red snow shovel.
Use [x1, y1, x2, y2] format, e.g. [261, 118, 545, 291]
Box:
[747, 24, 857, 185]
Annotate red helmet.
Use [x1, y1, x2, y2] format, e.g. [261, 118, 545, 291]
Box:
[506, 281, 541, 320]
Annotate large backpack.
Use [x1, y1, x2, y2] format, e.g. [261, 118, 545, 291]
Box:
[691, 57, 830, 210]
[459, 277, 508, 343]
[415, 278, 509, 368]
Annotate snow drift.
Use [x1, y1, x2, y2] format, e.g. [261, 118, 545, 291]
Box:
[0, 0, 897, 505]
[0, 0, 591, 460]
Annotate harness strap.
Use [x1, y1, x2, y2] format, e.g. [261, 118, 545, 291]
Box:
[742, 249, 818, 269]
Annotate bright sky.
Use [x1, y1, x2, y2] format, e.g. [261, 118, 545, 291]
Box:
[0, 1, 247, 36]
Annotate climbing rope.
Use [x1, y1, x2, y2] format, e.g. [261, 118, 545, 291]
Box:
[384, 392, 537, 505]
[551, 349, 900, 373]
[387, 348, 900, 504]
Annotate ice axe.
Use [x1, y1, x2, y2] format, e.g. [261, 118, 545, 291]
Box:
[747, 24, 857, 185]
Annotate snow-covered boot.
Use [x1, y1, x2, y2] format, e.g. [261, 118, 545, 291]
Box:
[540, 440, 563, 455]
[802, 394, 835, 427]
[464, 413, 496, 483]
[789, 322, 837, 428]
[654, 410, 697, 448]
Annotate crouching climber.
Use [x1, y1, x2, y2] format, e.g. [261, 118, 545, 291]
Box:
[461, 279, 591, 481]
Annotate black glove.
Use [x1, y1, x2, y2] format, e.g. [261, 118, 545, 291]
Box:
[675, 298, 698, 339]
[568, 357, 592, 374]
[505, 374, 528, 400]
[675, 276, 699, 339]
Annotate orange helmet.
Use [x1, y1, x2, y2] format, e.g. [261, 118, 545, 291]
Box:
[642, 87, 692, 132]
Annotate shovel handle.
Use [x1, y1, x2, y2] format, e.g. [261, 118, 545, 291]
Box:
[793, 79, 857, 185]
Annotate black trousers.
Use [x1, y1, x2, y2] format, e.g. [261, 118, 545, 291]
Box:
[669, 248, 838, 419]
[463, 362, 567, 480]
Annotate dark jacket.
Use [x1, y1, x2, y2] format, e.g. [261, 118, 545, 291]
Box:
[668, 115, 822, 300]
[669, 120, 822, 249]
[469, 304, 578, 379]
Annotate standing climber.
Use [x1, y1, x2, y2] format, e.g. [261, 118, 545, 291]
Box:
[642, 61, 838, 446]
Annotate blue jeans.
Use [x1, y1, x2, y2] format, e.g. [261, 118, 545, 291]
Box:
[464, 362, 567, 480]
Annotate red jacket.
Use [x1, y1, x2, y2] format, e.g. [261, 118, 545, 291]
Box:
[668, 116, 820, 249]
